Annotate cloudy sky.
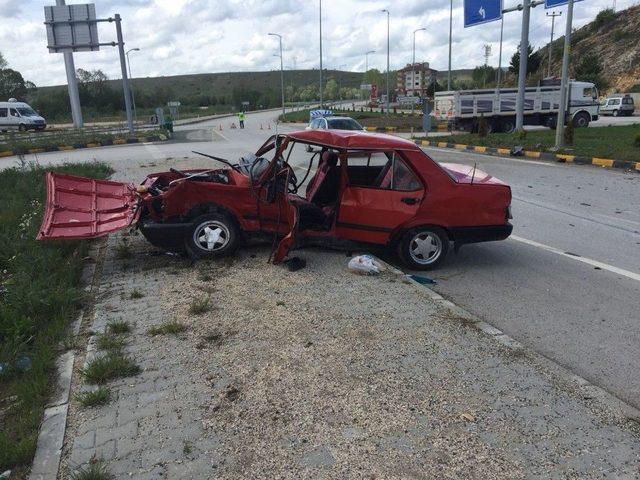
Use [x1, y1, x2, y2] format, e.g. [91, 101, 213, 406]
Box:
[0, 0, 635, 86]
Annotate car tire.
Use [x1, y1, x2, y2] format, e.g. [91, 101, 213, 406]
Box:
[397, 226, 449, 270]
[184, 212, 239, 260]
[572, 112, 590, 128]
[18, 124, 27, 132]
[612, 110, 619, 117]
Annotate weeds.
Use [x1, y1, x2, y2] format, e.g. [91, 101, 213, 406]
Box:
[95, 333, 125, 352]
[78, 387, 111, 408]
[147, 320, 188, 336]
[70, 459, 114, 480]
[115, 243, 132, 260]
[107, 321, 131, 335]
[83, 353, 141, 384]
[130, 289, 144, 299]
[189, 296, 212, 315]
[183, 440, 193, 455]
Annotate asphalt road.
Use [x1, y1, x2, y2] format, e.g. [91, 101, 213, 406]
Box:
[3, 108, 639, 411]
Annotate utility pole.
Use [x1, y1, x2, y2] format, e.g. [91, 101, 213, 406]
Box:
[515, 0, 531, 131]
[56, 0, 83, 128]
[483, 44, 492, 87]
[269, 33, 285, 118]
[448, 0, 453, 90]
[319, 0, 323, 107]
[546, 11, 562, 78]
[555, 0, 574, 149]
[382, 9, 390, 115]
[496, 16, 505, 89]
[126, 48, 140, 126]
[114, 14, 134, 135]
[412, 27, 426, 114]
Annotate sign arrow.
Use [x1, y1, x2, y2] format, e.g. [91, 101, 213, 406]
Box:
[479, 6, 486, 18]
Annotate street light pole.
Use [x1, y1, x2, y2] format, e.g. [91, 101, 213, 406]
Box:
[319, 0, 323, 107]
[448, 0, 453, 90]
[555, 0, 574, 149]
[515, 0, 531, 131]
[126, 47, 140, 126]
[382, 9, 390, 115]
[365, 50, 375, 74]
[269, 33, 285, 118]
[546, 11, 562, 78]
[412, 27, 426, 115]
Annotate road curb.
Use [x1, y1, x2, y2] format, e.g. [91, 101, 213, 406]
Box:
[0, 134, 169, 158]
[372, 256, 640, 422]
[414, 139, 640, 172]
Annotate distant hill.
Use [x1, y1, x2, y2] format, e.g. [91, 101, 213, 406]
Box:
[538, 5, 640, 93]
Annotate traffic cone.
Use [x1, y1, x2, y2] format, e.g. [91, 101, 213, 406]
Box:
[231, 122, 237, 129]
[218, 124, 222, 130]
[267, 123, 271, 130]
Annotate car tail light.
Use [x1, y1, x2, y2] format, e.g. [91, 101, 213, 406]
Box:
[506, 205, 513, 220]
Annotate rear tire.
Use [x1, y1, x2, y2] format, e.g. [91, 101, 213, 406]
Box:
[500, 117, 516, 134]
[397, 226, 449, 270]
[572, 112, 590, 128]
[184, 212, 239, 260]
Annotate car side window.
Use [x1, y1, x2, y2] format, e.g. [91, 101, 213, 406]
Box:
[392, 157, 422, 191]
[0, 108, 7, 118]
[612, 99, 620, 105]
[310, 119, 319, 128]
[321, 119, 328, 129]
[10, 108, 19, 117]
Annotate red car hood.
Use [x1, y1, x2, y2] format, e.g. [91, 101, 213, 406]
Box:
[37, 172, 140, 240]
[439, 162, 507, 186]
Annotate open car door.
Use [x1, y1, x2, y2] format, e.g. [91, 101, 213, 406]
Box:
[37, 172, 141, 241]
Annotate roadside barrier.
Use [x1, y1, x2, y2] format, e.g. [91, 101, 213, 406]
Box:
[0, 133, 169, 158]
[414, 139, 640, 172]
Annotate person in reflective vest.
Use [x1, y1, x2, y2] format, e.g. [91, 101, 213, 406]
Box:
[238, 111, 246, 129]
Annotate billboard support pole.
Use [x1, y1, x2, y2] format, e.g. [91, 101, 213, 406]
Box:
[56, 0, 83, 128]
[515, 0, 531, 131]
[114, 14, 134, 135]
[554, 0, 574, 149]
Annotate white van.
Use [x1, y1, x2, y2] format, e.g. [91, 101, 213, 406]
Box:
[0, 99, 47, 132]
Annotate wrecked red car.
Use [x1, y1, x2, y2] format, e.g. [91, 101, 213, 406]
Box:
[37, 130, 512, 269]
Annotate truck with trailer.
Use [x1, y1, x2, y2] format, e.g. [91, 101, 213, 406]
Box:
[432, 80, 599, 133]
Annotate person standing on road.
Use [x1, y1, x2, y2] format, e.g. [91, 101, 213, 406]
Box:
[238, 111, 246, 129]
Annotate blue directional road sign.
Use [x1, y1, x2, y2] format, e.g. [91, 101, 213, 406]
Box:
[545, 0, 583, 8]
[464, 0, 503, 27]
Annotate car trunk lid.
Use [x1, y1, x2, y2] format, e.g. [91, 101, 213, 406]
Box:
[37, 172, 141, 240]
[440, 162, 507, 186]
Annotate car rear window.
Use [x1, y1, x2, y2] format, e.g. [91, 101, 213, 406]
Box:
[327, 118, 362, 130]
[623, 97, 634, 105]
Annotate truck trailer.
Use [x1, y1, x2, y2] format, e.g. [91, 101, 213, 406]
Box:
[432, 80, 599, 133]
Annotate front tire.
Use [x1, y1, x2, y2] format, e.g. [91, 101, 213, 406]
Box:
[572, 112, 590, 128]
[184, 212, 239, 259]
[397, 226, 449, 270]
[18, 124, 27, 132]
[612, 110, 619, 117]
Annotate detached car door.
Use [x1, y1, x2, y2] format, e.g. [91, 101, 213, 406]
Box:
[37, 172, 140, 240]
[336, 151, 424, 244]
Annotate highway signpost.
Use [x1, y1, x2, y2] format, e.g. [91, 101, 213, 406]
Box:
[545, 0, 582, 7]
[44, 3, 135, 134]
[464, 0, 503, 27]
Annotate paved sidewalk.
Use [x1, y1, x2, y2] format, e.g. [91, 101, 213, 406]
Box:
[58, 239, 640, 478]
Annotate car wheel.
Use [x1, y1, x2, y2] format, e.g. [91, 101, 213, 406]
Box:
[18, 124, 27, 132]
[184, 212, 239, 259]
[612, 110, 619, 117]
[572, 112, 590, 128]
[397, 226, 449, 270]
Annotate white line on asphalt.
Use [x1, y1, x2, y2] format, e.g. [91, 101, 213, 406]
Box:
[213, 129, 229, 141]
[510, 235, 640, 283]
[423, 146, 557, 167]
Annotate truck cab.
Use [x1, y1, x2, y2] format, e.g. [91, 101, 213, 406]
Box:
[0, 99, 47, 132]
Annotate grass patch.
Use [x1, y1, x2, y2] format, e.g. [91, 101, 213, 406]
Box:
[115, 243, 132, 260]
[78, 387, 111, 408]
[107, 321, 131, 335]
[130, 288, 144, 299]
[147, 320, 188, 336]
[433, 124, 640, 162]
[70, 459, 114, 480]
[83, 353, 141, 385]
[95, 333, 126, 352]
[0, 162, 112, 473]
[183, 440, 193, 455]
[188, 296, 212, 315]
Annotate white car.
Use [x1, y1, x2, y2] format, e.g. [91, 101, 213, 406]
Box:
[0, 99, 47, 132]
[306, 115, 366, 131]
[600, 95, 635, 117]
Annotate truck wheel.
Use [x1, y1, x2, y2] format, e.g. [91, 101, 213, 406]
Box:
[184, 213, 239, 259]
[612, 110, 619, 117]
[572, 112, 590, 128]
[500, 118, 515, 133]
[397, 226, 449, 270]
[18, 124, 27, 132]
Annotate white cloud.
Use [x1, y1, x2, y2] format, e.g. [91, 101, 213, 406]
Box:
[0, 0, 636, 86]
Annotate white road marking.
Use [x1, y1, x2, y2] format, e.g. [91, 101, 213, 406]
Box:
[510, 234, 640, 283]
[423, 146, 557, 167]
[213, 129, 229, 141]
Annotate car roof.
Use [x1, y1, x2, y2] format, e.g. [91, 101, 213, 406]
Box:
[286, 129, 420, 151]
[326, 116, 359, 121]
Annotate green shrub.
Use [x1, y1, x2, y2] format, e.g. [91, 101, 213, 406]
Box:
[83, 353, 141, 384]
[78, 387, 111, 408]
[634, 134, 640, 148]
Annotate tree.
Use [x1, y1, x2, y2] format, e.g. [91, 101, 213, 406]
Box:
[472, 65, 496, 88]
[362, 68, 384, 88]
[574, 53, 609, 91]
[509, 43, 541, 76]
[0, 51, 7, 70]
[0, 69, 27, 100]
[324, 79, 338, 100]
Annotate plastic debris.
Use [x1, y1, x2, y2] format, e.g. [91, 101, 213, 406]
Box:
[510, 146, 524, 156]
[348, 255, 382, 275]
[407, 274, 437, 285]
[0, 470, 11, 479]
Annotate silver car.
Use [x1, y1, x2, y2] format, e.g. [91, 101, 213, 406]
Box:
[306, 116, 366, 131]
[600, 95, 635, 117]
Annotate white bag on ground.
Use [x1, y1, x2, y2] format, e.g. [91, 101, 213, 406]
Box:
[348, 255, 382, 275]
